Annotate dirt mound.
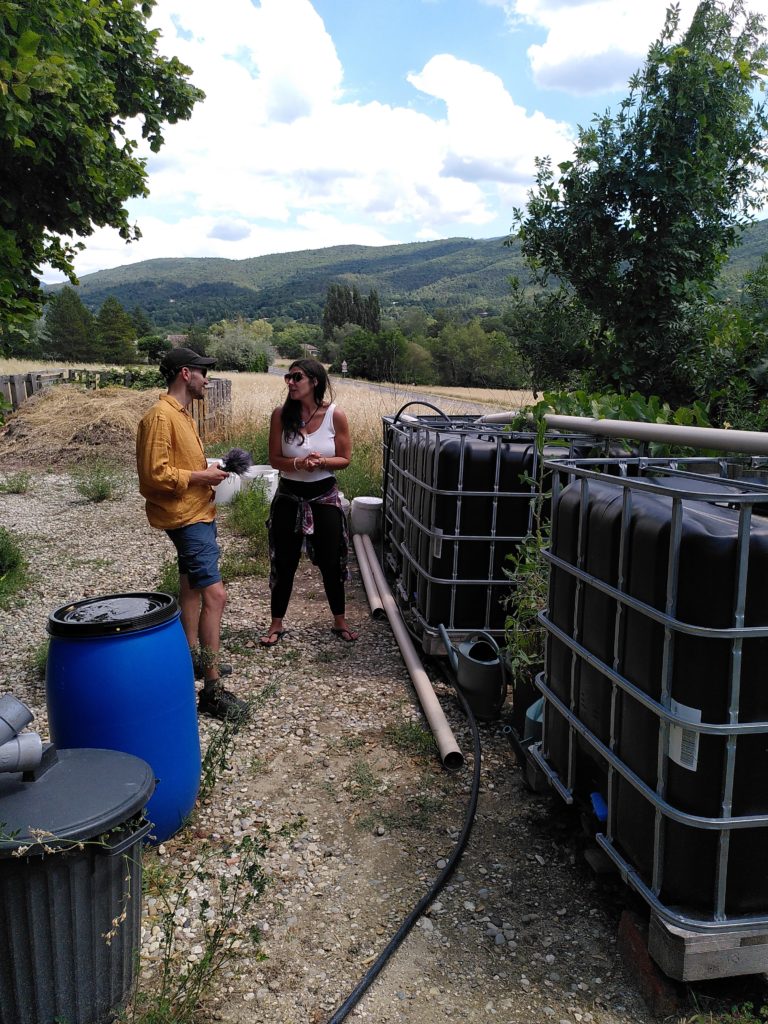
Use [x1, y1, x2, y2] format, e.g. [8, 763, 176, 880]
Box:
[0, 384, 160, 468]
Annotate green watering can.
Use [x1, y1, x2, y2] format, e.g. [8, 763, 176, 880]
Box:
[437, 624, 508, 720]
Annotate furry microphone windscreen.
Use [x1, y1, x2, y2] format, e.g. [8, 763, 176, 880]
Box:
[220, 448, 254, 475]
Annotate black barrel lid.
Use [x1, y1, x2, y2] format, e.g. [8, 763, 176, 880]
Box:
[47, 591, 178, 638]
[0, 748, 155, 855]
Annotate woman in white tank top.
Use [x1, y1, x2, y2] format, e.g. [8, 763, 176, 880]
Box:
[260, 358, 358, 646]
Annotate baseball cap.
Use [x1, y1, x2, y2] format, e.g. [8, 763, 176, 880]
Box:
[159, 347, 216, 380]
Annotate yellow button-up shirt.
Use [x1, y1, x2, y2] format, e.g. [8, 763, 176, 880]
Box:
[136, 394, 215, 530]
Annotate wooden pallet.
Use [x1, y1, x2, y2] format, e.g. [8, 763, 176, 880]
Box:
[648, 914, 768, 981]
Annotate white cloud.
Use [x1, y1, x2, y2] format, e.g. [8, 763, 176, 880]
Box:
[408, 54, 574, 182]
[502, 0, 768, 94]
[42, 0, 581, 281]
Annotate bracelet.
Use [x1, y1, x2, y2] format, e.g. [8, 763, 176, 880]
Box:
[293, 457, 300, 472]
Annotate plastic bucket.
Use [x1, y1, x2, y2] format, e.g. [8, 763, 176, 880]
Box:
[350, 496, 383, 538]
[46, 593, 201, 844]
[206, 458, 241, 505]
[242, 464, 279, 501]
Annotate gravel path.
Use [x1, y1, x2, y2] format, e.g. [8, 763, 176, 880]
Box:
[0, 473, 664, 1024]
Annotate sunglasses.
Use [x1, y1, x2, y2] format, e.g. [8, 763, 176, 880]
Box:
[284, 372, 307, 384]
[185, 366, 207, 377]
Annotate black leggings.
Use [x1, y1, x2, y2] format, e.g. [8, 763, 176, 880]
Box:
[269, 480, 345, 618]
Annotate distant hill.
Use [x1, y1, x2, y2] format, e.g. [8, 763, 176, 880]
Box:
[53, 220, 768, 329]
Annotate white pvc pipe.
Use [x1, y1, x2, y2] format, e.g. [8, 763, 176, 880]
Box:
[544, 414, 768, 456]
[352, 534, 385, 619]
[358, 535, 464, 771]
[475, 410, 520, 424]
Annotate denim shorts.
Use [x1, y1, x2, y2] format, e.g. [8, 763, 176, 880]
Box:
[165, 520, 221, 590]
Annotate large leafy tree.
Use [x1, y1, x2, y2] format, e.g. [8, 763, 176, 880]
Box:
[514, 0, 768, 401]
[0, 0, 204, 331]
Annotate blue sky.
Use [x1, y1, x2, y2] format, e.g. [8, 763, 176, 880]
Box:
[47, 0, 768, 281]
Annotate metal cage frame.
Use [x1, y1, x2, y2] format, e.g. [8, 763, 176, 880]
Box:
[531, 454, 768, 933]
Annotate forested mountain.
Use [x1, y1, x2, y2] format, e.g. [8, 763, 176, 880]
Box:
[49, 221, 768, 330]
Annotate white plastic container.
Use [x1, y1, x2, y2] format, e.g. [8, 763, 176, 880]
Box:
[242, 464, 279, 501]
[350, 496, 383, 538]
[206, 458, 241, 506]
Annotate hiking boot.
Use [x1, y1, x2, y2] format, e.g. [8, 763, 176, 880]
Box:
[197, 685, 248, 723]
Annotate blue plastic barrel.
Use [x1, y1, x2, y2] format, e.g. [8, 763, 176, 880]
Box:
[46, 592, 201, 844]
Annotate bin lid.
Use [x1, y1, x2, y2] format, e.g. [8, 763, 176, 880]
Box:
[0, 748, 155, 855]
[47, 592, 179, 638]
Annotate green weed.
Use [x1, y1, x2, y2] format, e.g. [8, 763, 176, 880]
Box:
[199, 682, 278, 803]
[72, 459, 127, 502]
[225, 484, 271, 571]
[684, 1005, 768, 1024]
[157, 558, 180, 598]
[384, 720, 436, 758]
[29, 638, 49, 683]
[336, 436, 381, 499]
[332, 734, 365, 753]
[126, 833, 268, 1024]
[0, 527, 26, 607]
[220, 550, 266, 581]
[348, 758, 377, 801]
[207, 425, 269, 467]
[0, 470, 33, 494]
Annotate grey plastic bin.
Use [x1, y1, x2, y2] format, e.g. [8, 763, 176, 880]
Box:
[0, 746, 154, 1024]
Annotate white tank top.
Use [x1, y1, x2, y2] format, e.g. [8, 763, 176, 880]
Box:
[281, 403, 336, 482]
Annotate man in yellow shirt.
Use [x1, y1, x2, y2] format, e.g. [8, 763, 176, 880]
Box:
[137, 347, 246, 722]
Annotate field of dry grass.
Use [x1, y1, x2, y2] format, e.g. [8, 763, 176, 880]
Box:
[2, 361, 532, 447]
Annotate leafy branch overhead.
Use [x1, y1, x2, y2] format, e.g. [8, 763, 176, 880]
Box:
[513, 0, 768, 403]
[0, 0, 205, 330]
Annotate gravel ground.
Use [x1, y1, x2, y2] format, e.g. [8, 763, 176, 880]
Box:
[1, 473, 673, 1024]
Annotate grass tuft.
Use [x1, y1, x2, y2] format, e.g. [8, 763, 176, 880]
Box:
[0, 470, 33, 494]
[72, 458, 127, 502]
[384, 720, 437, 758]
[0, 527, 27, 608]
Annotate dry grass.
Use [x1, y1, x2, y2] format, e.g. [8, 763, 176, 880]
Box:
[0, 385, 157, 468]
[0, 360, 532, 470]
[220, 372, 531, 445]
[414, 383, 536, 408]
[0, 358, 114, 374]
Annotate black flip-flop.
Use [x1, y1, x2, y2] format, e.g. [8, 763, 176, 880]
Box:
[259, 629, 286, 647]
[331, 627, 358, 643]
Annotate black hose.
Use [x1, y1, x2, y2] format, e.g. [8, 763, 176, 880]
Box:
[325, 663, 482, 1024]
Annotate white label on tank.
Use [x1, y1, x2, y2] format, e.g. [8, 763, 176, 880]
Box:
[668, 699, 701, 771]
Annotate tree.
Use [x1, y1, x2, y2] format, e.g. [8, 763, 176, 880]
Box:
[96, 295, 136, 364]
[42, 286, 99, 361]
[362, 289, 381, 333]
[0, 0, 204, 332]
[514, 0, 768, 402]
[504, 278, 596, 392]
[322, 283, 382, 339]
[402, 341, 436, 385]
[207, 318, 274, 372]
[130, 306, 153, 338]
[272, 321, 322, 359]
[137, 334, 172, 363]
[337, 328, 408, 381]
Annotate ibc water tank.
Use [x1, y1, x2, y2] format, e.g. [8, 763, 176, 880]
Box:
[542, 471, 768, 920]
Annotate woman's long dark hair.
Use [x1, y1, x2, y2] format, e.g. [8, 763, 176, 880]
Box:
[281, 358, 335, 441]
